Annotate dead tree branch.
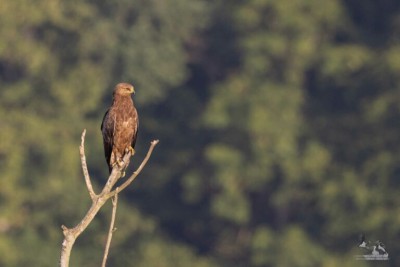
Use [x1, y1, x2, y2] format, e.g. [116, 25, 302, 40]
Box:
[60, 129, 159, 267]
[101, 191, 118, 267]
[80, 129, 96, 200]
[107, 139, 159, 198]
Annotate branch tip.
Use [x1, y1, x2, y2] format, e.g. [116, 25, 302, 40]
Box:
[61, 225, 70, 236]
[151, 139, 159, 145]
[80, 129, 86, 145]
[79, 129, 96, 199]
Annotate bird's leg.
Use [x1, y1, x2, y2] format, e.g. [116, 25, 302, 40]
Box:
[119, 158, 126, 177]
[111, 156, 124, 168]
[112, 158, 126, 178]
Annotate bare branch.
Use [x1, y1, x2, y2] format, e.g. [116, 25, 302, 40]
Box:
[80, 129, 96, 200]
[102, 191, 118, 267]
[60, 131, 159, 267]
[101, 151, 132, 195]
[107, 139, 159, 198]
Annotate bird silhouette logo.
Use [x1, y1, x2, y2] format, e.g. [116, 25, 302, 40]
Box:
[355, 234, 389, 261]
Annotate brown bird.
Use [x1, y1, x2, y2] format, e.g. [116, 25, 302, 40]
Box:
[101, 83, 139, 173]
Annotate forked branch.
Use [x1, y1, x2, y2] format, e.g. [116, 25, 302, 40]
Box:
[60, 129, 159, 267]
[107, 139, 159, 198]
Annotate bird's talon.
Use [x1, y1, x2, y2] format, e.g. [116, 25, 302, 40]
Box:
[116, 158, 124, 167]
[127, 146, 135, 155]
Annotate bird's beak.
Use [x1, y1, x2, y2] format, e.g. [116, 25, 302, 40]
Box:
[130, 86, 135, 94]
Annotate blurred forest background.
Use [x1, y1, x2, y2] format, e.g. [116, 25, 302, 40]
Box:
[1, 0, 400, 266]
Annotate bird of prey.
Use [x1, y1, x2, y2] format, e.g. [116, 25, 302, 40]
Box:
[101, 83, 139, 173]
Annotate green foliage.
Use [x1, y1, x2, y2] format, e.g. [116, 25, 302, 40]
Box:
[1, 0, 400, 266]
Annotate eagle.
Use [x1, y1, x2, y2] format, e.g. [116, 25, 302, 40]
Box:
[101, 83, 139, 173]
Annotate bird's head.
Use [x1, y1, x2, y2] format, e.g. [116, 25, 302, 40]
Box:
[114, 82, 135, 96]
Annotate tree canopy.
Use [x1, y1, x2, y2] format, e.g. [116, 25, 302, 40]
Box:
[1, 0, 400, 266]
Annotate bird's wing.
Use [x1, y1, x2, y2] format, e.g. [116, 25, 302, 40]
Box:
[131, 107, 139, 148]
[101, 109, 114, 171]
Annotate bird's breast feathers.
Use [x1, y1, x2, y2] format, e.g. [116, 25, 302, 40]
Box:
[122, 119, 131, 128]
